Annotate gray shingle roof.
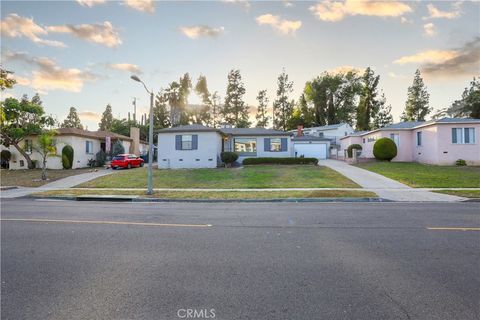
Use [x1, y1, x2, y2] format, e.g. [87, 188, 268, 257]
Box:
[220, 127, 290, 136]
[292, 136, 331, 141]
[434, 117, 480, 123]
[382, 121, 425, 129]
[156, 124, 219, 133]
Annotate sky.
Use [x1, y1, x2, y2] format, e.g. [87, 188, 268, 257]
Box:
[1, 0, 479, 130]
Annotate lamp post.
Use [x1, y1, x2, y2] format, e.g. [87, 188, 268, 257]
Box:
[131, 75, 154, 195]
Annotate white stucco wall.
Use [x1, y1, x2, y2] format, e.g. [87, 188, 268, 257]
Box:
[157, 132, 222, 169]
[225, 135, 293, 163]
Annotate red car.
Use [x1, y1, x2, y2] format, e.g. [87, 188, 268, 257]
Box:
[111, 154, 144, 170]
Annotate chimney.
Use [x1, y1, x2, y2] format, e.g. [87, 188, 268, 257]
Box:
[297, 125, 303, 137]
[129, 127, 140, 156]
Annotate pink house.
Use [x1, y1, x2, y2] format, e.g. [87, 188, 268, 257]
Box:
[340, 118, 480, 165]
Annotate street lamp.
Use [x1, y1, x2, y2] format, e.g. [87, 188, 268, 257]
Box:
[131, 75, 154, 195]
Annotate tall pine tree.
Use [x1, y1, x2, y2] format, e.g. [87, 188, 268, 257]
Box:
[222, 69, 250, 128]
[98, 104, 114, 131]
[61, 107, 83, 129]
[401, 69, 431, 121]
[255, 89, 270, 128]
[372, 93, 393, 129]
[273, 69, 294, 131]
[356, 67, 380, 130]
[193, 75, 213, 126]
[154, 90, 171, 129]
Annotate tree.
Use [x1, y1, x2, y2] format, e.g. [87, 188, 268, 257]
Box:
[273, 70, 295, 131]
[154, 90, 171, 129]
[164, 73, 192, 126]
[356, 67, 380, 131]
[210, 91, 221, 127]
[0, 97, 54, 169]
[61, 107, 83, 129]
[33, 130, 57, 180]
[192, 75, 213, 126]
[0, 67, 16, 91]
[437, 77, 480, 119]
[99, 104, 114, 131]
[111, 140, 125, 157]
[401, 69, 431, 121]
[372, 93, 393, 129]
[255, 89, 270, 128]
[222, 69, 250, 128]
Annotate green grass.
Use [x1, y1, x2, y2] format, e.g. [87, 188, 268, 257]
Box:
[356, 162, 480, 188]
[33, 189, 377, 199]
[78, 165, 360, 189]
[0, 168, 94, 187]
[434, 190, 480, 198]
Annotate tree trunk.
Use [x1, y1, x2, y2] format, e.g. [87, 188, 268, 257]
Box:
[12, 142, 34, 169]
[42, 158, 47, 180]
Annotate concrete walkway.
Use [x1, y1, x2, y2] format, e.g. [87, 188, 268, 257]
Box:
[320, 159, 464, 202]
[0, 170, 114, 199]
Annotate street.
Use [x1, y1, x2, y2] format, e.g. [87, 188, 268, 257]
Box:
[1, 199, 479, 320]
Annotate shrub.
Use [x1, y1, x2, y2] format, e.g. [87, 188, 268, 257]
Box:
[456, 159, 467, 166]
[373, 137, 397, 161]
[31, 160, 38, 168]
[243, 157, 318, 165]
[96, 150, 107, 167]
[111, 140, 125, 157]
[221, 152, 239, 167]
[1, 150, 11, 162]
[62, 145, 74, 169]
[87, 159, 96, 168]
[347, 144, 362, 158]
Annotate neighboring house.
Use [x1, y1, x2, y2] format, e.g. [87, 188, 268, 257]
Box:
[5, 128, 140, 170]
[156, 124, 293, 169]
[340, 118, 480, 165]
[291, 123, 354, 144]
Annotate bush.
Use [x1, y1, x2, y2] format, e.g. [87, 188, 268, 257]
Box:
[31, 160, 38, 169]
[96, 150, 107, 167]
[347, 144, 362, 158]
[243, 157, 318, 165]
[111, 140, 125, 157]
[87, 159, 96, 168]
[1, 150, 11, 161]
[62, 145, 74, 169]
[456, 159, 467, 166]
[373, 138, 397, 161]
[221, 152, 239, 167]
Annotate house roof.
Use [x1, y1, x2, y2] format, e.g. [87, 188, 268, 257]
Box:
[55, 128, 133, 141]
[291, 136, 331, 142]
[156, 124, 219, 133]
[382, 121, 425, 129]
[307, 123, 348, 131]
[220, 127, 290, 136]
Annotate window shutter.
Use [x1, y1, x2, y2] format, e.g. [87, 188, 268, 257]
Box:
[264, 138, 270, 152]
[452, 128, 457, 143]
[85, 141, 88, 153]
[281, 138, 287, 152]
[175, 135, 182, 150]
[192, 135, 198, 150]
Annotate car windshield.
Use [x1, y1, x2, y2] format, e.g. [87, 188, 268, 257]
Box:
[112, 156, 125, 160]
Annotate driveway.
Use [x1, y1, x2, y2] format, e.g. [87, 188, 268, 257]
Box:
[320, 160, 464, 202]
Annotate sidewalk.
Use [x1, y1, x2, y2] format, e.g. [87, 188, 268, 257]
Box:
[319, 160, 464, 202]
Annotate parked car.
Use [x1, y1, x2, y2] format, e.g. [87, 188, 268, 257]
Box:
[111, 154, 144, 169]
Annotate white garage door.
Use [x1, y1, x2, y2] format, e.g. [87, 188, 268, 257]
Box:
[294, 143, 327, 159]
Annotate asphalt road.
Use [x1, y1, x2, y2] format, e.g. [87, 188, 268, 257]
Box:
[1, 199, 479, 320]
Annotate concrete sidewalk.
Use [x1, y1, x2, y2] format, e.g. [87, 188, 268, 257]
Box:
[320, 160, 464, 202]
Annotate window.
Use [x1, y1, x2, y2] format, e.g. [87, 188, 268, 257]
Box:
[24, 139, 32, 154]
[234, 138, 257, 154]
[86, 141, 93, 154]
[453, 128, 476, 144]
[390, 133, 400, 147]
[270, 138, 281, 152]
[416, 132, 422, 146]
[182, 135, 192, 150]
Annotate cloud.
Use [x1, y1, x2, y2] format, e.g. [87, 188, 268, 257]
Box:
[12, 74, 31, 86]
[327, 65, 365, 74]
[3, 51, 96, 92]
[284, 1, 294, 7]
[223, 0, 251, 11]
[394, 50, 459, 65]
[122, 0, 155, 13]
[256, 14, 302, 35]
[0, 14, 66, 47]
[423, 2, 462, 20]
[107, 63, 142, 74]
[78, 110, 101, 122]
[309, 0, 412, 22]
[76, 0, 106, 7]
[179, 25, 225, 39]
[47, 21, 121, 48]
[421, 37, 480, 78]
[423, 23, 436, 37]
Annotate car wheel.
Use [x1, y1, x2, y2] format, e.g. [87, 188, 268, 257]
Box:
[127, 163, 132, 169]
[140, 162, 144, 167]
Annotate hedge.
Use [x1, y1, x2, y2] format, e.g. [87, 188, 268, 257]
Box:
[96, 150, 107, 167]
[62, 145, 74, 169]
[243, 157, 318, 165]
[347, 144, 362, 158]
[220, 152, 238, 165]
[373, 137, 397, 161]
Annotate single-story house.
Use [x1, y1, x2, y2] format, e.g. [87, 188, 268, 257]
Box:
[340, 118, 480, 165]
[156, 124, 293, 169]
[4, 127, 144, 169]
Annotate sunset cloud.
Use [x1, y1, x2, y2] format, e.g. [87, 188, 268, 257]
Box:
[47, 21, 121, 48]
[327, 65, 365, 74]
[3, 51, 96, 92]
[76, 0, 106, 7]
[179, 25, 225, 39]
[223, 0, 251, 11]
[309, 0, 412, 22]
[0, 14, 65, 47]
[78, 110, 101, 122]
[423, 2, 462, 20]
[394, 50, 459, 65]
[256, 14, 302, 35]
[107, 63, 142, 74]
[423, 23, 436, 37]
[123, 0, 155, 13]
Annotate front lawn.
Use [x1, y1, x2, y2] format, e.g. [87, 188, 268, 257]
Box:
[78, 165, 360, 189]
[434, 190, 480, 199]
[33, 189, 376, 199]
[356, 162, 480, 188]
[1, 168, 95, 187]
